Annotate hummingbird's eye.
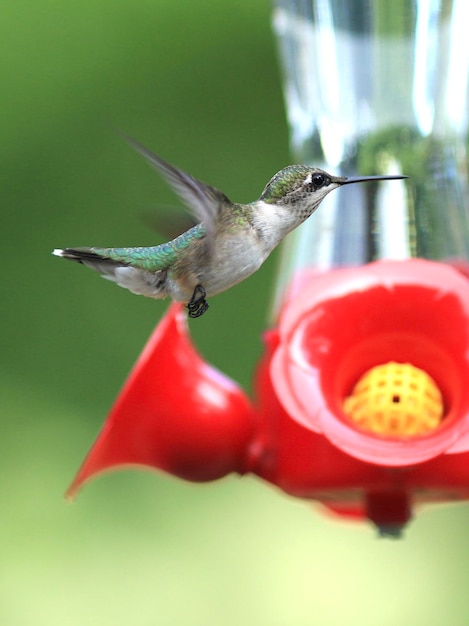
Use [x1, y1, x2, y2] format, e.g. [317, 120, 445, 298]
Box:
[311, 173, 326, 188]
[303, 172, 330, 191]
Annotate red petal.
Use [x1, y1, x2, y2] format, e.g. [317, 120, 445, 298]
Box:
[67, 303, 255, 497]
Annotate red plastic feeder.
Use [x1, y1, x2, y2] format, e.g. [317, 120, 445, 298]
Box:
[68, 259, 469, 535]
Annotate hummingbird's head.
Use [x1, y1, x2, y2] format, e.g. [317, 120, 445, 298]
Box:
[259, 165, 345, 215]
[260, 165, 407, 219]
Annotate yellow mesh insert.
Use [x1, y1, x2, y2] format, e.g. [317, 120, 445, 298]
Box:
[343, 362, 444, 437]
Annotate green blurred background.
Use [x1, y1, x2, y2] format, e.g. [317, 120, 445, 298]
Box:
[3, 1, 469, 624]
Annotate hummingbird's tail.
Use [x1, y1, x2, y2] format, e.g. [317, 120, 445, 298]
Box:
[52, 247, 169, 298]
[53, 247, 113, 266]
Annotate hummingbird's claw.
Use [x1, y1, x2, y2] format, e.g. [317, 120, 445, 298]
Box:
[187, 284, 209, 318]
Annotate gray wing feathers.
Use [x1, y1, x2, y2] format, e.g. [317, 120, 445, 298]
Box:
[121, 134, 227, 243]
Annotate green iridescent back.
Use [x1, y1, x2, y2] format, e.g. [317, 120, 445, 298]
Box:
[93, 224, 206, 272]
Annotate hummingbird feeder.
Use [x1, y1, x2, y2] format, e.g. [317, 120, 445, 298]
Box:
[66, 0, 469, 536]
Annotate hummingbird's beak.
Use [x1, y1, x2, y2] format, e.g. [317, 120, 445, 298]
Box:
[341, 174, 408, 185]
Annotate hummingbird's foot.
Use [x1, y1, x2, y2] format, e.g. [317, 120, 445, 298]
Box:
[187, 284, 209, 318]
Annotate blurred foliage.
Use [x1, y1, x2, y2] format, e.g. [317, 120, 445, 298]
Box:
[3, 1, 469, 625]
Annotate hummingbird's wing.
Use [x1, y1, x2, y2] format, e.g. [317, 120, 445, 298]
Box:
[122, 135, 229, 246]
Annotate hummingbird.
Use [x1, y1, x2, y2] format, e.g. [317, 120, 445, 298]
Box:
[53, 138, 407, 318]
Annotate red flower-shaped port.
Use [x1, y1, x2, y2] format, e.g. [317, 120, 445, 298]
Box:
[67, 303, 256, 497]
[254, 259, 469, 533]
